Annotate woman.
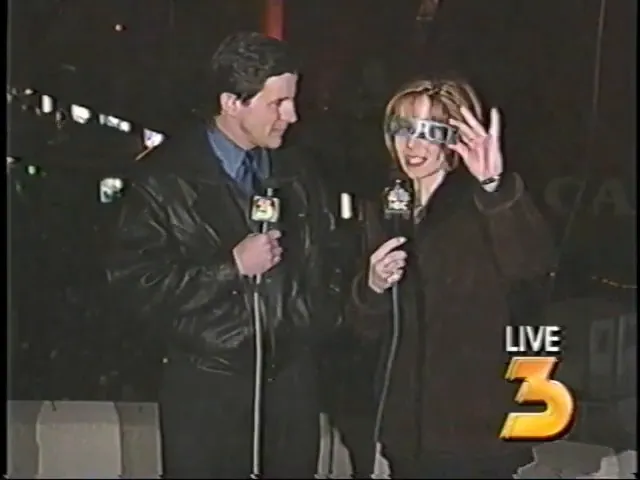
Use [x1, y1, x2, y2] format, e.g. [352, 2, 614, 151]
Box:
[349, 78, 556, 478]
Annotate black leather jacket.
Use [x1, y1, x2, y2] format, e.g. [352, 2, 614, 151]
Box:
[106, 124, 344, 379]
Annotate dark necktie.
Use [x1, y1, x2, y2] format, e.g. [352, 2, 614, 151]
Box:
[238, 149, 261, 195]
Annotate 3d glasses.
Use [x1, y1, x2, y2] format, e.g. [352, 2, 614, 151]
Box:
[386, 116, 459, 146]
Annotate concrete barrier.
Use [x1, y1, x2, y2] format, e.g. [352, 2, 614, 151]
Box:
[7, 401, 388, 479]
[515, 441, 637, 478]
[36, 401, 121, 479]
[7, 401, 41, 479]
[115, 403, 162, 479]
[7, 401, 635, 478]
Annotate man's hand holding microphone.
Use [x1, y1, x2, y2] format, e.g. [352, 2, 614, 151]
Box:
[233, 185, 283, 278]
[232, 230, 283, 277]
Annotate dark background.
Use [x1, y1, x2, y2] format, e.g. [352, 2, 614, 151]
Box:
[7, 0, 636, 401]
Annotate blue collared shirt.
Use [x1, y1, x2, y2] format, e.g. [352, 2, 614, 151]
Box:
[206, 128, 270, 189]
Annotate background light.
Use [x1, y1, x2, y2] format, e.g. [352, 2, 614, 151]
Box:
[142, 129, 165, 148]
[26, 165, 43, 176]
[99, 177, 125, 203]
[70, 104, 92, 124]
[54, 108, 68, 128]
[41, 95, 54, 114]
[99, 114, 132, 132]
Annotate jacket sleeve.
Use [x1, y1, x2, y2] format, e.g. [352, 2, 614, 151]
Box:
[474, 172, 556, 281]
[474, 173, 557, 324]
[106, 176, 245, 322]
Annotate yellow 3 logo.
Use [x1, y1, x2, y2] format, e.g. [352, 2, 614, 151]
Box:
[500, 356, 576, 440]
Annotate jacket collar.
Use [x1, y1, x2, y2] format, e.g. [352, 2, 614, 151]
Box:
[414, 169, 476, 229]
[142, 122, 288, 185]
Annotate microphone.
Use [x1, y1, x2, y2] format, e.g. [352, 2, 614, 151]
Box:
[382, 176, 413, 224]
[371, 175, 414, 472]
[247, 179, 281, 480]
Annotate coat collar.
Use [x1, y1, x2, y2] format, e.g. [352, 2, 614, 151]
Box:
[414, 169, 476, 229]
[140, 122, 294, 185]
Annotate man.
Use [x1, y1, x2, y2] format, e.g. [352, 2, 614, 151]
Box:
[107, 32, 343, 478]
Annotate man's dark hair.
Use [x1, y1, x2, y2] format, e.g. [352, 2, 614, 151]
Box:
[209, 31, 299, 115]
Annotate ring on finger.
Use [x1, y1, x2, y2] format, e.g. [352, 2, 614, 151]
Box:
[388, 272, 401, 283]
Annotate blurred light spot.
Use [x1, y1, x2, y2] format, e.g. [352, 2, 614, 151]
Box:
[70, 104, 92, 124]
[118, 121, 132, 133]
[99, 114, 131, 132]
[55, 108, 67, 127]
[114, 24, 125, 32]
[340, 192, 353, 219]
[41, 95, 54, 114]
[143, 129, 165, 148]
[100, 177, 125, 203]
[26, 165, 40, 175]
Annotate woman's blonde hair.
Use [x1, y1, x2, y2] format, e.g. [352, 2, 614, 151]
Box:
[383, 78, 483, 171]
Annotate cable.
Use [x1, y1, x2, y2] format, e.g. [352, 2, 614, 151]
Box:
[371, 283, 401, 467]
[370, 180, 412, 476]
[544, 0, 608, 304]
[250, 220, 269, 479]
[251, 276, 265, 479]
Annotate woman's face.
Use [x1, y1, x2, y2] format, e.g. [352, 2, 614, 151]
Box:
[393, 95, 448, 180]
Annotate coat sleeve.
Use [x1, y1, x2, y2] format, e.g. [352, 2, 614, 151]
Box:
[474, 172, 556, 282]
[474, 173, 557, 324]
[106, 176, 245, 323]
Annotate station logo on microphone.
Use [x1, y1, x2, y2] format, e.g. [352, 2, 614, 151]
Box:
[250, 195, 280, 223]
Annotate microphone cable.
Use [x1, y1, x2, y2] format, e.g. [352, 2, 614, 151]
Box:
[251, 262, 265, 480]
[250, 184, 277, 479]
[370, 181, 412, 476]
[371, 282, 401, 476]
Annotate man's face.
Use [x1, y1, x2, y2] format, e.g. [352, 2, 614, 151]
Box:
[238, 73, 299, 149]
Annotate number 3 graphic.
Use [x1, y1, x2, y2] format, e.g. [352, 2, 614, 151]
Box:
[500, 357, 576, 440]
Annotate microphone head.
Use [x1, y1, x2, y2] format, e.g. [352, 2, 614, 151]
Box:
[382, 177, 413, 220]
[250, 193, 280, 223]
